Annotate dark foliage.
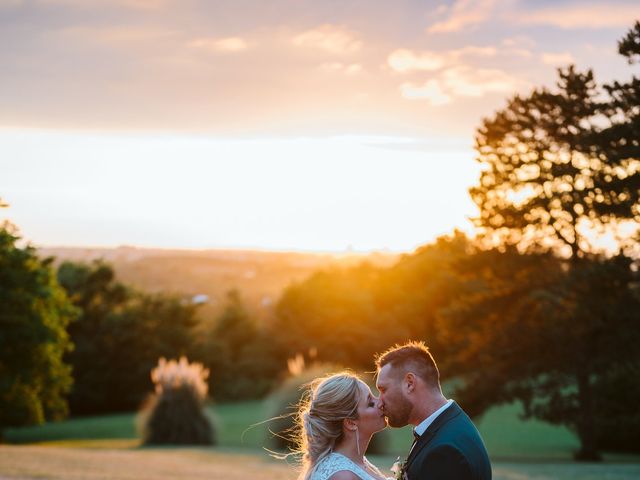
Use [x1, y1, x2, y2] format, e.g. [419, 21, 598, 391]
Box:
[58, 261, 200, 414]
[439, 248, 640, 459]
[198, 290, 285, 401]
[0, 224, 76, 436]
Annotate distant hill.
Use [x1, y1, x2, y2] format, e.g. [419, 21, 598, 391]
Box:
[39, 245, 399, 322]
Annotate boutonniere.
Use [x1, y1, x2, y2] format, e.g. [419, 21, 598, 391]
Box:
[390, 457, 407, 480]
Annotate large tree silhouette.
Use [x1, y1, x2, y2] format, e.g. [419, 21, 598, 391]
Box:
[471, 23, 639, 258]
[447, 23, 640, 461]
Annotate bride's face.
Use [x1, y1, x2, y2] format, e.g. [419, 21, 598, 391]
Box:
[355, 382, 386, 434]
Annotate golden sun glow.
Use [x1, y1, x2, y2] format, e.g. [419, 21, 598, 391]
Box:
[1, 131, 479, 252]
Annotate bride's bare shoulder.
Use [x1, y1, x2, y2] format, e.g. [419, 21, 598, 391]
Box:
[327, 471, 361, 480]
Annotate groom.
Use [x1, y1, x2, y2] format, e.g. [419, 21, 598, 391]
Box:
[375, 341, 491, 480]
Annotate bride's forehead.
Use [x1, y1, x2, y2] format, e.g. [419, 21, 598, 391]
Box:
[358, 381, 372, 398]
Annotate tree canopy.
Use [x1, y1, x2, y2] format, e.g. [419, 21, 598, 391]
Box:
[58, 260, 201, 414]
[199, 290, 283, 400]
[450, 23, 640, 460]
[0, 222, 76, 436]
[439, 248, 640, 459]
[471, 23, 639, 258]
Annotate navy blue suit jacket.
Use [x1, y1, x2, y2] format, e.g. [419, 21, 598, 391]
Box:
[404, 401, 491, 480]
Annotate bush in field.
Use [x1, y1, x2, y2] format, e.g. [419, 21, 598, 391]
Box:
[140, 357, 215, 445]
[265, 363, 389, 454]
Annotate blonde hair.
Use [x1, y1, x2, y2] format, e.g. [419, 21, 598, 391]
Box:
[294, 372, 363, 480]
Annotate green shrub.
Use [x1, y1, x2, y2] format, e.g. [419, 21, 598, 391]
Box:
[139, 357, 216, 445]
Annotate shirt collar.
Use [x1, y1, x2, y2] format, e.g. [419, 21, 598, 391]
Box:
[414, 399, 454, 437]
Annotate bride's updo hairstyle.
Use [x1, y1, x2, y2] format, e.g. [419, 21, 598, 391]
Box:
[294, 372, 362, 480]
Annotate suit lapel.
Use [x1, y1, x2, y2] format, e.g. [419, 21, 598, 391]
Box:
[404, 401, 462, 470]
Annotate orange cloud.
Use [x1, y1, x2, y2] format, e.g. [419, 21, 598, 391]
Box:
[398, 63, 521, 104]
[189, 37, 248, 52]
[428, 0, 500, 33]
[387, 49, 445, 72]
[319, 62, 363, 75]
[442, 66, 521, 97]
[399, 79, 451, 105]
[540, 52, 575, 65]
[387, 45, 496, 74]
[292, 24, 362, 54]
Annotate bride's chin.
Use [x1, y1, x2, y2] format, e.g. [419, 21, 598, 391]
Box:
[375, 422, 387, 433]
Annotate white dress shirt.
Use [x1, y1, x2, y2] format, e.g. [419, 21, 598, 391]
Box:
[414, 399, 454, 437]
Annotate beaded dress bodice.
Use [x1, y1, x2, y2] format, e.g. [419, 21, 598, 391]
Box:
[310, 452, 388, 480]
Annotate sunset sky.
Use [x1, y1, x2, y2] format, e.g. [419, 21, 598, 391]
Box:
[1, 0, 638, 252]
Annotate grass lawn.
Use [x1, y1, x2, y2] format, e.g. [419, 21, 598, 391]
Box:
[1, 445, 640, 480]
[5, 400, 634, 460]
[3, 400, 640, 479]
[475, 402, 579, 460]
[0, 444, 295, 480]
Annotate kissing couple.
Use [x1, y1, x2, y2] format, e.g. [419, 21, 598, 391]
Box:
[292, 341, 492, 480]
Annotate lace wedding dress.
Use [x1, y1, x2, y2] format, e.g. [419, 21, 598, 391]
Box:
[310, 452, 390, 480]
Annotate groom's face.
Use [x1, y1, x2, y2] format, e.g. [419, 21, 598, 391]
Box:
[376, 363, 412, 428]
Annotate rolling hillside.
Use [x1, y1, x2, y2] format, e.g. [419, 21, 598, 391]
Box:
[39, 245, 399, 321]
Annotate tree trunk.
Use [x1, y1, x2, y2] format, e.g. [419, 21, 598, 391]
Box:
[575, 371, 602, 461]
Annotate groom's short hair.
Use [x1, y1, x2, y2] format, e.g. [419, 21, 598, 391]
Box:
[375, 341, 440, 388]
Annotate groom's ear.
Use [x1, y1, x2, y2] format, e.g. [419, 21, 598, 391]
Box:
[404, 372, 416, 393]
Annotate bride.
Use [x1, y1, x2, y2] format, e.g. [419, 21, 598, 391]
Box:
[293, 372, 390, 480]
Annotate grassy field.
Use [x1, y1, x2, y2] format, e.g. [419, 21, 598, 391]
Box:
[0, 445, 294, 480]
[2, 445, 640, 480]
[0, 400, 605, 459]
[3, 400, 640, 479]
